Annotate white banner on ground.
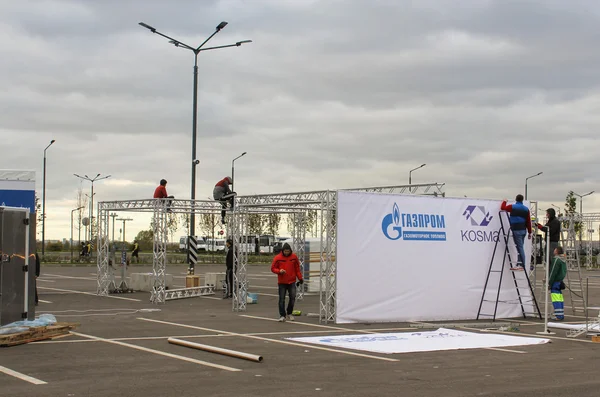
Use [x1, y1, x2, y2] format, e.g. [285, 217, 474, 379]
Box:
[336, 191, 534, 324]
[287, 328, 549, 354]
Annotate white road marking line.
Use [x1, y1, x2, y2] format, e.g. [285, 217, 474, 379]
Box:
[37, 328, 417, 344]
[38, 287, 141, 302]
[36, 279, 56, 283]
[138, 317, 399, 362]
[484, 347, 526, 354]
[38, 299, 52, 304]
[70, 332, 241, 372]
[0, 365, 47, 385]
[254, 292, 278, 297]
[44, 273, 96, 281]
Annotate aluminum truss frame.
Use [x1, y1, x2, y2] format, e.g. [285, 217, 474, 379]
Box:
[97, 183, 446, 313]
[96, 198, 226, 303]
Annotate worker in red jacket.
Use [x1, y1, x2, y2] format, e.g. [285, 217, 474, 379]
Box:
[271, 243, 303, 322]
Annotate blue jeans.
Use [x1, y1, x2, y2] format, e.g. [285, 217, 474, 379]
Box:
[550, 281, 564, 320]
[278, 283, 297, 317]
[512, 229, 527, 267]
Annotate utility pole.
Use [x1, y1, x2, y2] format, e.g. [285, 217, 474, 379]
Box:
[110, 213, 118, 242]
[116, 218, 133, 243]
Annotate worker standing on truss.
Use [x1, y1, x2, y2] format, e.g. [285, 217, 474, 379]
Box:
[548, 246, 567, 321]
[213, 176, 236, 224]
[501, 194, 532, 271]
[271, 243, 304, 322]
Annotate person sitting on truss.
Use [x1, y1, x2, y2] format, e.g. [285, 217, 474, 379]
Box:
[154, 179, 174, 212]
[213, 176, 236, 224]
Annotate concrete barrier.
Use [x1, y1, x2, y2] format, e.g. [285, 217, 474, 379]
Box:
[130, 273, 174, 292]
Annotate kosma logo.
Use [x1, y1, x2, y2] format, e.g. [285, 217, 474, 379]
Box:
[462, 205, 493, 226]
[461, 204, 499, 243]
[381, 203, 447, 241]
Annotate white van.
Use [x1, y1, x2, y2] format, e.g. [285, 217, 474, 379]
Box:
[179, 236, 207, 252]
[205, 238, 226, 252]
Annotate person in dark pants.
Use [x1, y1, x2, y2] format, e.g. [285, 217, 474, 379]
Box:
[271, 243, 303, 322]
[537, 208, 561, 268]
[224, 239, 236, 299]
[501, 195, 532, 270]
[34, 252, 40, 305]
[131, 241, 140, 264]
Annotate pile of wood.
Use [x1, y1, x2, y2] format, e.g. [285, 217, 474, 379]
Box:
[0, 323, 78, 347]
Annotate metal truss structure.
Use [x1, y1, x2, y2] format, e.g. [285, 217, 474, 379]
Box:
[96, 183, 446, 319]
[165, 285, 215, 300]
[97, 199, 226, 303]
[556, 213, 600, 314]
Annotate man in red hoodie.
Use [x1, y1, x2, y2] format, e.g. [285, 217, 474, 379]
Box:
[271, 242, 303, 322]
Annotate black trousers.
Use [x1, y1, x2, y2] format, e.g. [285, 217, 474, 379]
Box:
[225, 266, 233, 297]
[278, 283, 297, 317]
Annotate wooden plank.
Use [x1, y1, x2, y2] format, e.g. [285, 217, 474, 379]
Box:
[0, 323, 78, 347]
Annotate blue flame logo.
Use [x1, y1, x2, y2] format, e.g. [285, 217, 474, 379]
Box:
[382, 203, 402, 240]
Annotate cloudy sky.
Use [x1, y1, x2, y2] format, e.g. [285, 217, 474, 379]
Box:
[2, 0, 599, 242]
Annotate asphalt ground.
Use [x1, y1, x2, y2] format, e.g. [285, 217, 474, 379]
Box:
[1, 264, 600, 397]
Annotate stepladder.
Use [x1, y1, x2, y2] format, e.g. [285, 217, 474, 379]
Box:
[477, 211, 542, 321]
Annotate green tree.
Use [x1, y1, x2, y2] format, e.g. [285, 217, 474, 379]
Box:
[199, 213, 218, 239]
[264, 213, 281, 236]
[564, 191, 582, 239]
[134, 229, 154, 251]
[247, 214, 265, 235]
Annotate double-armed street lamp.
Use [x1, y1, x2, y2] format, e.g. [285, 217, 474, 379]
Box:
[138, 20, 251, 273]
[74, 173, 111, 241]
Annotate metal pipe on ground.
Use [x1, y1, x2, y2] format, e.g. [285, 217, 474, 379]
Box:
[167, 338, 263, 362]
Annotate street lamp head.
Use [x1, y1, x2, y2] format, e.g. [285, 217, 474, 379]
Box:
[139, 22, 156, 33]
[50, 139, 55, 144]
[236, 40, 252, 46]
[216, 21, 228, 31]
[420, 163, 426, 167]
[242, 151, 247, 156]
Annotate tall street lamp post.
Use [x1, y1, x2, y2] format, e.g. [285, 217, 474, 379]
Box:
[408, 164, 426, 193]
[71, 206, 84, 263]
[42, 139, 55, 255]
[74, 173, 111, 242]
[231, 152, 247, 191]
[138, 21, 251, 274]
[525, 172, 543, 201]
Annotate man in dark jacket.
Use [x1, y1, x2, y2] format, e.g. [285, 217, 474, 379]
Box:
[213, 177, 236, 224]
[501, 195, 532, 270]
[224, 239, 235, 299]
[271, 243, 303, 322]
[537, 208, 561, 266]
[548, 246, 567, 321]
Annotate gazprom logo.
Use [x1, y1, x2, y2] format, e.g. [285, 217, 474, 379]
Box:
[381, 203, 403, 240]
[381, 203, 447, 241]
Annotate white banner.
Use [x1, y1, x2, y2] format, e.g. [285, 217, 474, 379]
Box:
[287, 328, 549, 354]
[336, 191, 534, 324]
